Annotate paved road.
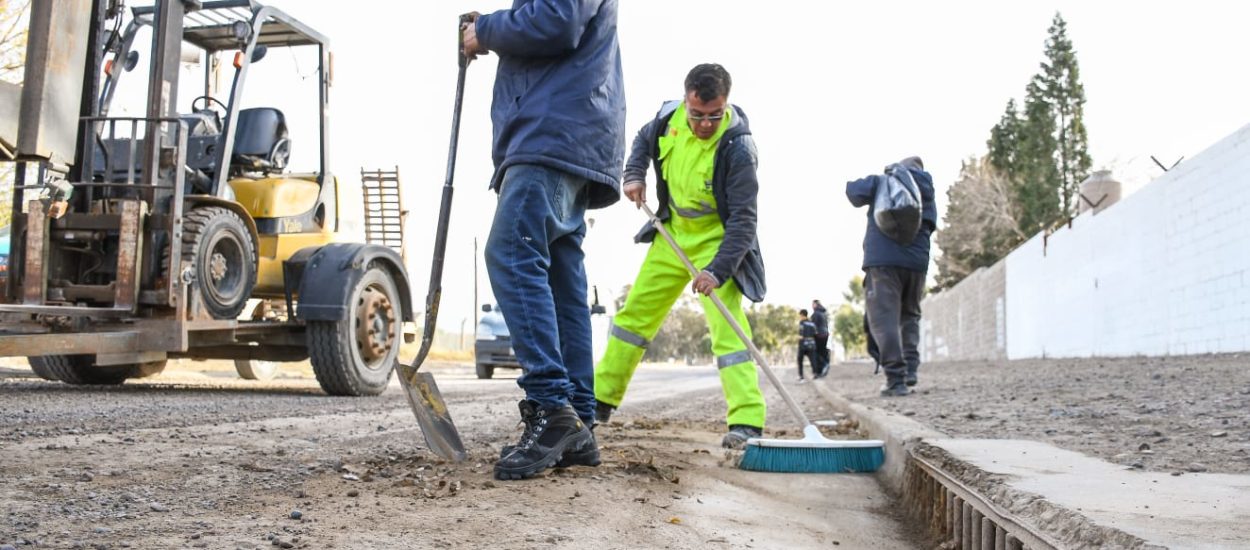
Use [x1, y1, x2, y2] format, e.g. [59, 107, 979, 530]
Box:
[1, 360, 921, 549]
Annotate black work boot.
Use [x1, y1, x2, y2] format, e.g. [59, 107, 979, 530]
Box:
[494, 400, 592, 480]
[559, 430, 601, 467]
[499, 425, 601, 467]
[721, 424, 763, 449]
[880, 381, 912, 397]
[905, 372, 919, 387]
[595, 401, 615, 424]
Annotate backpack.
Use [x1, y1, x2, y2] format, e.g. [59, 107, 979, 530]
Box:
[873, 164, 923, 245]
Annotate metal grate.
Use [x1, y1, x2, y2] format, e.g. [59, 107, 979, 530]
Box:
[903, 452, 1060, 550]
[360, 167, 406, 257]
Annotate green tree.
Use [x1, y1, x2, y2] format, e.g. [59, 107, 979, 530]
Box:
[831, 276, 866, 358]
[615, 284, 800, 363]
[645, 294, 709, 364]
[745, 302, 797, 357]
[1041, 13, 1092, 218]
[1013, 78, 1061, 236]
[1008, 12, 1091, 234]
[832, 304, 864, 358]
[987, 99, 1022, 176]
[841, 274, 864, 305]
[940, 11, 1093, 289]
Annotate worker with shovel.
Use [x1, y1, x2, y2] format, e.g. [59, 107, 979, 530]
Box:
[594, 63, 768, 449]
[461, 2, 625, 480]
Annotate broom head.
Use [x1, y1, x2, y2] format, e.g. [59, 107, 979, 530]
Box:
[738, 425, 885, 473]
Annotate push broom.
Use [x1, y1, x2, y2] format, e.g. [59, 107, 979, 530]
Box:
[639, 203, 884, 473]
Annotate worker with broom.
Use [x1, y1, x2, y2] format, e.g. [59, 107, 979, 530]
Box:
[461, 1, 626, 480]
[594, 63, 768, 449]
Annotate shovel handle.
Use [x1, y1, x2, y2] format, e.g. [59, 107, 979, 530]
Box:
[639, 203, 812, 429]
[412, 20, 471, 371]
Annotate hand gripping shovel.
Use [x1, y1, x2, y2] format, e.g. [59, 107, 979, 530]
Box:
[394, 15, 479, 463]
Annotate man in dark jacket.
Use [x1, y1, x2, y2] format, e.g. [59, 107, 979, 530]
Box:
[797, 309, 819, 383]
[845, 156, 936, 396]
[462, 0, 625, 480]
[810, 299, 830, 377]
[594, 64, 768, 449]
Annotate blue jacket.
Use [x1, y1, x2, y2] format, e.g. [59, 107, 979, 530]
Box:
[476, 0, 626, 209]
[846, 167, 937, 273]
[627, 101, 766, 302]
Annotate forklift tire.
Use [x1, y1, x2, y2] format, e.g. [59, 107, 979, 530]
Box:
[307, 264, 402, 396]
[234, 359, 279, 381]
[28, 356, 64, 381]
[475, 362, 494, 380]
[27, 355, 165, 385]
[182, 206, 257, 320]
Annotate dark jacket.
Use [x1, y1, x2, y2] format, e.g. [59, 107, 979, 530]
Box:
[810, 304, 829, 336]
[846, 166, 937, 273]
[626, 101, 766, 302]
[799, 320, 817, 348]
[476, 0, 626, 209]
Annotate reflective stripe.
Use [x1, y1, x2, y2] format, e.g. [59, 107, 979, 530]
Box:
[672, 201, 716, 218]
[716, 350, 752, 368]
[610, 324, 649, 348]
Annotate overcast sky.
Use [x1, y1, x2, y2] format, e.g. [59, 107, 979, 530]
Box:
[112, 1, 1250, 332]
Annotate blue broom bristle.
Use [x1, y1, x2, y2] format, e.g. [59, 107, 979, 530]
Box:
[738, 444, 885, 473]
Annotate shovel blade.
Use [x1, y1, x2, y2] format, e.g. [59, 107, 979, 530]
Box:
[395, 363, 468, 462]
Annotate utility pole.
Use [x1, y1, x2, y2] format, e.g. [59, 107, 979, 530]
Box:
[473, 237, 478, 340]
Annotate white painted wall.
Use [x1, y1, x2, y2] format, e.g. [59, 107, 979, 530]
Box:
[1006, 123, 1250, 358]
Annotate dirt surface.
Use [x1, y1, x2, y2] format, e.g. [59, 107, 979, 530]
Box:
[823, 353, 1250, 475]
[1, 360, 921, 549]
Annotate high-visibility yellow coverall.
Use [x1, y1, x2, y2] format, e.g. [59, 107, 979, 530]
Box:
[594, 103, 766, 429]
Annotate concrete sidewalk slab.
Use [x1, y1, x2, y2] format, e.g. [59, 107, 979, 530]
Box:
[810, 379, 1250, 549]
[935, 439, 1250, 550]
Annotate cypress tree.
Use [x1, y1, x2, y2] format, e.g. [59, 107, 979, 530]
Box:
[1014, 78, 1060, 236]
[1041, 13, 1092, 218]
[987, 99, 1022, 176]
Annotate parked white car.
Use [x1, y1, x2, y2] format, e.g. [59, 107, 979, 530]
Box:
[474, 289, 611, 379]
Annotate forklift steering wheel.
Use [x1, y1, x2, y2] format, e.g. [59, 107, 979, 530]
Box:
[192, 95, 228, 113]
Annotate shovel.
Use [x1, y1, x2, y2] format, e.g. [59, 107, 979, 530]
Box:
[393, 15, 479, 463]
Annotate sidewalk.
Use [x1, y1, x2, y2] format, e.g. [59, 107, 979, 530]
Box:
[808, 368, 1250, 549]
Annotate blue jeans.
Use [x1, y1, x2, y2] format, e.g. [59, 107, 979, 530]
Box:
[485, 164, 595, 424]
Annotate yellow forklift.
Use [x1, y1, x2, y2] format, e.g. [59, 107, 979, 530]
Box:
[0, 0, 413, 396]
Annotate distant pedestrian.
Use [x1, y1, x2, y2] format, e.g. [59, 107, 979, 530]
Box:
[845, 156, 937, 397]
[810, 299, 830, 377]
[797, 309, 819, 383]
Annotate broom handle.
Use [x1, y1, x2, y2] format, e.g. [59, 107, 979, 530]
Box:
[641, 203, 812, 429]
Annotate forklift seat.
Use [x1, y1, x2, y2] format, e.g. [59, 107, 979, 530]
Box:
[181, 110, 222, 136]
[232, 107, 290, 173]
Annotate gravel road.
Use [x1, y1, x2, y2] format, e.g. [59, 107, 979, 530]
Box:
[1, 360, 921, 549]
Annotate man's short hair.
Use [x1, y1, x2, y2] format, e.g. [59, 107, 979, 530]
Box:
[685, 63, 732, 102]
[799, 309, 808, 316]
